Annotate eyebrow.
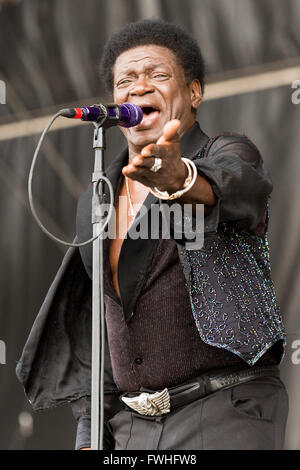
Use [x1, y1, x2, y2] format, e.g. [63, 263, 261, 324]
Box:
[116, 62, 170, 78]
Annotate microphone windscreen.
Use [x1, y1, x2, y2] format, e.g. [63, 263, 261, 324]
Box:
[118, 103, 143, 128]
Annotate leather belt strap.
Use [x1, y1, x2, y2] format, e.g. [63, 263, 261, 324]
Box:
[169, 365, 280, 410]
[120, 365, 280, 416]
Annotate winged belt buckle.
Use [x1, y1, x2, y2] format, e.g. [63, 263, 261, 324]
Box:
[121, 388, 171, 416]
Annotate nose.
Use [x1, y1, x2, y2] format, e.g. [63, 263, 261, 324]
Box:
[129, 75, 154, 96]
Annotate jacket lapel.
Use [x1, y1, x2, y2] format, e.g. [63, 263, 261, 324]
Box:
[76, 147, 128, 282]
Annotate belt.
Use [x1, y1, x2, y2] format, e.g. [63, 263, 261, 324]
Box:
[120, 365, 280, 417]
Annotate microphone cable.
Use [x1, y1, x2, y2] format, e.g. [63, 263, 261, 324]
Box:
[28, 110, 114, 247]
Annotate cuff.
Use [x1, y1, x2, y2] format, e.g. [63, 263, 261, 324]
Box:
[203, 180, 221, 233]
[75, 417, 91, 450]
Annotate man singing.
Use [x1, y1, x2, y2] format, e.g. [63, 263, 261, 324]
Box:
[16, 20, 288, 450]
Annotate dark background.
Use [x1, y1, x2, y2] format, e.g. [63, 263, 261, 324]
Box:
[0, 0, 299, 449]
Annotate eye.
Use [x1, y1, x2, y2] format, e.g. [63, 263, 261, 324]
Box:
[153, 73, 168, 80]
[116, 78, 133, 88]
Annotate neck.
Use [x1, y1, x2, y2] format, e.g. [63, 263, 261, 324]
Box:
[128, 145, 141, 163]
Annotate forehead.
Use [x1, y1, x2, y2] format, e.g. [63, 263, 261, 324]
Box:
[113, 45, 182, 76]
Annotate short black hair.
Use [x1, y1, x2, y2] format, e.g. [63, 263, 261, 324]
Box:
[100, 19, 205, 95]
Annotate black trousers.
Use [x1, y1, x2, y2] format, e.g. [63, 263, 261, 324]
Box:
[108, 376, 289, 450]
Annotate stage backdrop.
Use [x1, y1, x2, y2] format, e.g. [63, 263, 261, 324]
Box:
[0, 0, 299, 449]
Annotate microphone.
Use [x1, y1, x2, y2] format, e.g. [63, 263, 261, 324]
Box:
[60, 103, 143, 128]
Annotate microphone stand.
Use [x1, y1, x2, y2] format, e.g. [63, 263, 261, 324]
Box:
[91, 120, 108, 450]
[88, 104, 141, 449]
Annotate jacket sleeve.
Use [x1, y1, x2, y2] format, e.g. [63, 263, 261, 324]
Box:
[71, 396, 92, 450]
[193, 133, 273, 233]
[161, 133, 272, 246]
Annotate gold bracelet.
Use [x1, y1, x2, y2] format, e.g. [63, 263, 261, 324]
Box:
[149, 158, 198, 200]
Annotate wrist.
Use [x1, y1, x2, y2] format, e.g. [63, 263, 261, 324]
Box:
[157, 159, 188, 193]
[150, 158, 198, 201]
[173, 159, 189, 192]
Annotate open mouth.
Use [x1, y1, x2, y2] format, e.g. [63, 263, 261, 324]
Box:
[141, 106, 160, 115]
[137, 105, 161, 129]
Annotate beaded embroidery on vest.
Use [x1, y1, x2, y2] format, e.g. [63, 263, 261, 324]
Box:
[186, 219, 286, 365]
[179, 135, 286, 365]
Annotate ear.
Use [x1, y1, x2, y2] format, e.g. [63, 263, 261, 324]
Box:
[189, 79, 202, 110]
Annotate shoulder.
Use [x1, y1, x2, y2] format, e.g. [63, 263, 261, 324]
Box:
[205, 132, 263, 165]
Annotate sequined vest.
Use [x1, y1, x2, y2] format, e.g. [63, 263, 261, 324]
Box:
[176, 137, 286, 366]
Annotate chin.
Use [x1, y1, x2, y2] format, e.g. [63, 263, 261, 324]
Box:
[130, 127, 162, 148]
